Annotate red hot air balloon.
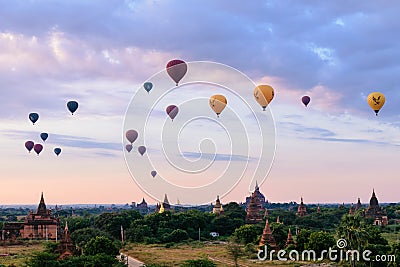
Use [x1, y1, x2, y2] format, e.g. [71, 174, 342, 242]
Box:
[25, 141, 34, 153]
[166, 105, 179, 121]
[166, 59, 187, 86]
[33, 144, 43, 155]
[125, 130, 138, 144]
[302, 96, 311, 107]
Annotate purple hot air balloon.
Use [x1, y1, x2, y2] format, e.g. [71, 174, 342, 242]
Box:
[166, 105, 179, 121]
[302, 96, 311, 107]
[166, 59, 187, 86]
[151, 170, 157, 178]
[125, 129, 138, 144]
[33, 144, 43, 155]
[125, 144, 133, 152]
[138, 145, 146, 156]
[25, 141, 34, 153]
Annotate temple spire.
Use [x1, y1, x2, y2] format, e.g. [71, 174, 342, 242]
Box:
[37, 192, 47, 215]
[255, 180, 259, 191]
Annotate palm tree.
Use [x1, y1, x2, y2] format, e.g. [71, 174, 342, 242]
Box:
[337, 214, 369, 266]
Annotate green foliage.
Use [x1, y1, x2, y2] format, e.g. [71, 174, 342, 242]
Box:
[388, 242, 400, 267]
[64, 216, 92, 232]
[306, 231, 335, 254]
[44, 241, 59, 253]
[232, 224, 262, 244]
[226, 241, 243, 267]
[337, 215, 369, 251]
[83, 236, 120, 256]
[295, 229, 312, 251]
[269, 222, 288, 249]
[25, 252, 59, 267]
[70, 227, 112, 248]
[94, 210, 142, 239]
[180, 258, 217, 267]
[163, 229, 189, 243]
[126, 224, 153, 243]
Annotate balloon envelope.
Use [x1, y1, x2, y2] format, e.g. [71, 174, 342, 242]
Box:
[29, 113, 39, 125]
[54, 147, 62, 156]
[138, 145, 146, 156]
[67, 101, 79, 115]
[126, 130, 138, 144]
[166, 105, 179, 121]
[40, 132, 49, 142]
[143, 82, 153, 93]
[367, 92, 385, 116]
[254, 85, 274, 110]
[33, 144, 43, 155]
[151, 170, 157, 177]
[209, 95, 227, 116]
[166, 59, 187, 86]
[125, 144, 133, 152]
[302, 96, 311, 107]
[25, 141, 34, 152]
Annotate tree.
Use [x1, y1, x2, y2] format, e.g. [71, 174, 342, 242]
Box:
[232, 224, 262, 244]
[295, 229, 312, 251]
[306, 231, 335, 254]
[388, 242, 400, 267]
[83, 236, 120, 256]
[226, 242, 243, 267]
[70, 227, 112, 248]
[126, 224, 153, 243]
[163, 229, 189, 243]
[337, 215, 369, 251]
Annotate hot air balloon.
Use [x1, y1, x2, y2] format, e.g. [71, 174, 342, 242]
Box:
[25, 141, 34, 153]
[143, 82, 153, 93]
[151, 170, 157, 177]
[166, 59, 187, 86]
[254, 85, 274, 111]
[33, 144, 43, 155]
[125, 144, 133, 152]
[67, 100, 79, 115]
[302, 96, 311, 107]
[367, 92, 386, 116]
[166, 105, 179, 121]
[29, 113, 39, 125]
[126, 130, 138, 144]
[209, 95, 227, 117]
[138, 145, 146, 156]
[54, 147, 62, 156]
[40, 132, 49, 142]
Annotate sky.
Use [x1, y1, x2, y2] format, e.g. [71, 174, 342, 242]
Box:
[0, 0, 399, 205]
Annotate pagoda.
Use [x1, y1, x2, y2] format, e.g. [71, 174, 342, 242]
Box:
[285, 228, 295, 247]
[296, 197, 307, 217]
[349, 203, 355, 215]
[56, 222, 76, 259]
[155, 194, 172, 213]
[364, 189, 388, 226]
[356, 197, 362, 210]
[259, 220, 276, 248]
[245, 191, 263, 224]
[212, 196, 224, 216]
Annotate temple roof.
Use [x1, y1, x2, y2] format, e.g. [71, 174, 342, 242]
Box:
[370, 189, 379, 207]
[37, 192, 47, 215]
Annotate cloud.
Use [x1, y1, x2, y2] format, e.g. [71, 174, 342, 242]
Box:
[181, 152, 254, 162]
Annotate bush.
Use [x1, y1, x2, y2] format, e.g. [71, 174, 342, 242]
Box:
[180, 259, 216, 267]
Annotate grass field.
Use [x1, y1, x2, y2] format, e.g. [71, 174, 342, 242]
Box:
[123, 242, 331, 267]
[0, 241, 45, 267]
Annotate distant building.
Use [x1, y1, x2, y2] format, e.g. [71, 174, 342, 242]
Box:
[55, 222, 76, 259]
[2, 193, 60, 240]
[133, 198, 149, 215]
[212, 196, 224, 216]
[356, 198, 362, 210]
[245, 191, 263, 224]
[349, 203, 355, 215]
[245, 181, 267, 208]
[155, 194, 172, 213]
[296, 197, 307, 217]
[285, 228, 295, 247]
[364, 189, 388, 226]
[259, 220, 276, 248]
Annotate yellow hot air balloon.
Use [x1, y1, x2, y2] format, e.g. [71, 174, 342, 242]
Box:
[254, 85, 274, 111]
[209, 94, 227, 117]
[367, 92, 385, 116]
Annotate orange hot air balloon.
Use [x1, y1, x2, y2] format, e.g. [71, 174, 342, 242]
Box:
[254, 85, 274, 111]
[367, 92, 385, 116]
[209, 94, 227, 117]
